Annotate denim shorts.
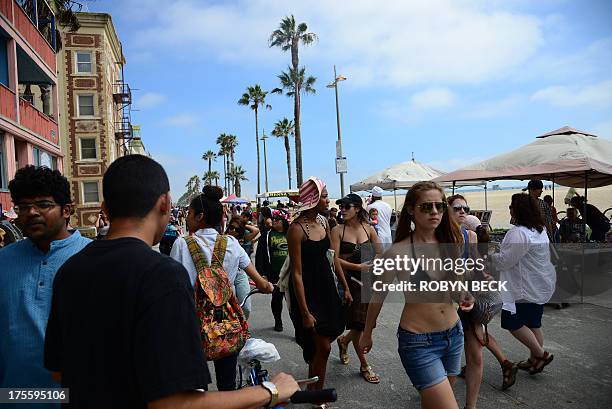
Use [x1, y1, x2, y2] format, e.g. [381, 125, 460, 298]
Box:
[397, 320, 464, 391]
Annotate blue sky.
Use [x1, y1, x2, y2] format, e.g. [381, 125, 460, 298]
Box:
[87, 0, 612, 199]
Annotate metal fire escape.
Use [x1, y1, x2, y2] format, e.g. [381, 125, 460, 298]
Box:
[113, 63, 133, 154]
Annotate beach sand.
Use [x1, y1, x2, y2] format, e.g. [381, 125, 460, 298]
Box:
[373, 185, 612, 229]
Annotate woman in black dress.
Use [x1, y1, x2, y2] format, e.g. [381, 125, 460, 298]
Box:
[287, 177, 352, 397]
[331, 193, 382, 384]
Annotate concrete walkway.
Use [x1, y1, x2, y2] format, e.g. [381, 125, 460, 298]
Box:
[245, 295, 612, 408]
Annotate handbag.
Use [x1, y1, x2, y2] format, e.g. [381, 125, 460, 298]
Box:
[462, 227, 502, 346]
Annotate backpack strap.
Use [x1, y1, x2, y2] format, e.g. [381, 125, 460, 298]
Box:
[211, 235, 228, 269]
[184, 236, 210, 270]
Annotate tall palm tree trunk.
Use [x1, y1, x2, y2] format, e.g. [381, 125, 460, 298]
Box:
[230, 151, 236, 195]
[222, 154, 227, 194]
[284, 136, 292, 189]
[255, 108, 261, 194]
[294, 90, 303, 186]
[208, 159, 212, 174]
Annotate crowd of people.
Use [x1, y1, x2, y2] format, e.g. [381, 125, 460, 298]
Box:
[0, 157, 607, 408]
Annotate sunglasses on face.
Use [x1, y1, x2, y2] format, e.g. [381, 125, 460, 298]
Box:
[452, 205, 470, 213]
[228, 225, 240, 231]
[416, 201, 447, 214]
[14, 201, 61, 214]
[339, 204, 355, 211]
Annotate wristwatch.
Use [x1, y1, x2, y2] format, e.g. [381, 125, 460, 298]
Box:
[261, 381, 279, 407]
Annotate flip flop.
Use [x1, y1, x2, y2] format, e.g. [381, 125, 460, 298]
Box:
[360, 365, 380, 384]
[337, 336, 349, 365]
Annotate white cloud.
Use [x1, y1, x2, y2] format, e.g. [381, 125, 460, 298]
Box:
[163, 113, 198, 127]
[129, 0, 543, 87]
[137, 92, 166, 108]
[532, 80, 612, 107]
[410, 87, 456, 110]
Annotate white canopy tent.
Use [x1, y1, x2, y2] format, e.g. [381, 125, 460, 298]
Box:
[350, 159, 482, 209]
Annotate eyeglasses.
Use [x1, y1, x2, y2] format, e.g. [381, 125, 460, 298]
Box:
[340, 204, 355, 211]
[14, 201, 61, 214]
[416, 202, 447, 214]
[452, 205, 470, 213]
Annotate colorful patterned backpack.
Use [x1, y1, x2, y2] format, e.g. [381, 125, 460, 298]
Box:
[185, 235, 249, 361]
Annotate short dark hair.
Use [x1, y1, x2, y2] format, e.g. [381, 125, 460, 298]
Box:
[9, 166, 71, 205]
[103, 155, 170, 219]
[190, 185, 223, 227]
[511, 193, 544, 233]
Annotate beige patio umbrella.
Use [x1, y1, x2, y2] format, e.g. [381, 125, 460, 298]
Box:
[433, 126, 612, 188]
[350, 158, 479, 209]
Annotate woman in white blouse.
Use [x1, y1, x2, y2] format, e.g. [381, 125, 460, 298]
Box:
[170, 186, 273, 392]
[492, 193, 556, 375]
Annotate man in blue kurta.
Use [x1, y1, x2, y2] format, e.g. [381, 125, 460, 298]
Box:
[0, 166, 90, 407]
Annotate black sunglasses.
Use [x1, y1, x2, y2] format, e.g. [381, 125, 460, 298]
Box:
[228, 225, 240, 231]
[416, 202, 447, 214]
[452, 205, 470, 213]
[339, 204, 355, 211]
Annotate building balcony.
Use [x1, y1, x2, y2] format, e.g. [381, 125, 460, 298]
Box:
[1, 0, 57, 72]
[19, 97, 58, 144]
[0, 83, 17, 122]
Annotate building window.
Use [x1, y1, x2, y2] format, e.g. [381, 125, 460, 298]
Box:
[82, 181, 100, 203]
[80, 138, 97, 160]
[76, 52, 92, 73]
[0, 134, 6, 189]
[78, 95, 94, 117]
[32, 147, 40, 166]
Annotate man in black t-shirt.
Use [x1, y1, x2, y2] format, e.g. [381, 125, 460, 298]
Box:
[44, 155, 298, 409]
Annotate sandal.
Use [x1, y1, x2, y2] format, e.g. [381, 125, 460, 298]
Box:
[360, 365, 380, 384]
[517, 358, 534, 371]
[529, 351, 554, 375]
[337, 336, 349, 365]
[501, 360, 518, 390]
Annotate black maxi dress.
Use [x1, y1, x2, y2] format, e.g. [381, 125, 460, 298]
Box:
[289, 224, 346, 363]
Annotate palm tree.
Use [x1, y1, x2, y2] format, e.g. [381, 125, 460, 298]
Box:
[238, 85, 271, 195]
[203, 170, 220, 186]
[271, 117, 295, 189]
[269, 15, 317, 186]
[225, 134, 239, 183]
[272, 67, 316, 186]
[202, 150, 216, 174]
[229, 165, 248, 197]
[216, 134, 230, 194]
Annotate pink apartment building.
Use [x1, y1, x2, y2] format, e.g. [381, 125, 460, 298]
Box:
[0, 0, 61, 211]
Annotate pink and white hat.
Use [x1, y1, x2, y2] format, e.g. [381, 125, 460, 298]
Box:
[298, 177, 326, 212]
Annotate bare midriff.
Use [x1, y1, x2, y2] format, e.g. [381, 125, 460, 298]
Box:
[399, 302, 458, 334]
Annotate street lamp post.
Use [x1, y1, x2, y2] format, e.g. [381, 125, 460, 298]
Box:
[261, 129, 269, 193]
[327, 65, 347, 197]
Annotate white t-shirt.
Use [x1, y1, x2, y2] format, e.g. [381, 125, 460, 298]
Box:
[491, 225, 556, 312]
[367, 199, 392, 243]
[170, 228, 251, 288]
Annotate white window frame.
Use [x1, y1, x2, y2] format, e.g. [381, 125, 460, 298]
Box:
[82, 180, 101, 204]
[79, 137, 98, 161]
[77, 94, 95, 117]
[75, 51, 93, 74]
